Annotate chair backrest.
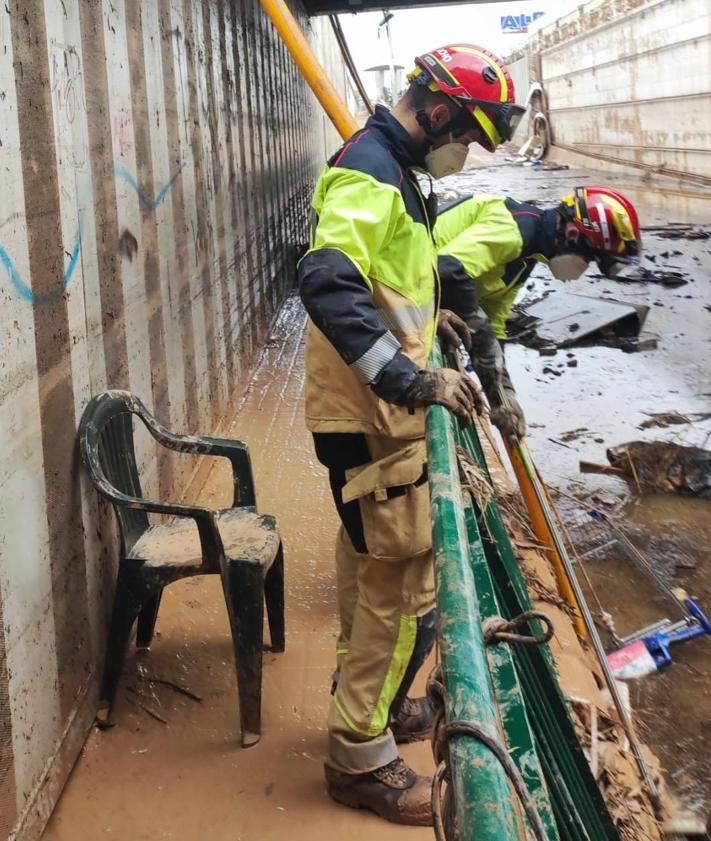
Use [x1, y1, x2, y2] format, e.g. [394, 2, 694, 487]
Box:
[79, 391, 150, 554]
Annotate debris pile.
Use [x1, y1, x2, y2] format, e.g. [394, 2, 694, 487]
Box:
[606, 441, 711, 499]
[638, 410, 711, 430]
[480, 437, 664, 841]
[642, 224, 711, 241]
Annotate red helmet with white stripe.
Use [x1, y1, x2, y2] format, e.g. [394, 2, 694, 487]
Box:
[565, 186, 641, 261]
[409, 44, 524, 151]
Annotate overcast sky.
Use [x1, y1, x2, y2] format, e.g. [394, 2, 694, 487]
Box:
[339, 1, 581, 97]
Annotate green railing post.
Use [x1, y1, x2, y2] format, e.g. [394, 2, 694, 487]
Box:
[426, 343, 620, 841]
[426, 396, 522, 841]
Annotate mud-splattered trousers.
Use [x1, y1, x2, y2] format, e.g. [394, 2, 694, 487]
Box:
[298, 106, 440, 773]
[313, 432, 436, 773]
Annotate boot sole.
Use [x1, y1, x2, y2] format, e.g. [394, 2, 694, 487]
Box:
[326, 784, 433, 827]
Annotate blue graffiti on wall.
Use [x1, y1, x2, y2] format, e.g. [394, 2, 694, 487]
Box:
[114, 162, 186, 212]
[0, 225, 82, 306]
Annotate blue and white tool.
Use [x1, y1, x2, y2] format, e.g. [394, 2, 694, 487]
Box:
[608, 596, 711, 679]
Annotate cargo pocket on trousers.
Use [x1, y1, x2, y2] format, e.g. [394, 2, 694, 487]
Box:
[341, 441, 431, 562]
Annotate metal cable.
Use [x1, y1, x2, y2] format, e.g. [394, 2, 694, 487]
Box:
[427, 666, 551, 841]
[328, 15, 374, 116]
[483, 610, 555, 647]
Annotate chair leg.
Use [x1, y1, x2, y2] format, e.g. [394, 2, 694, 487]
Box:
[222, 558, 265, 748]
[98, 567, 153, 725]
[136, 589, 163, 649]
[264, 542, 285, 653]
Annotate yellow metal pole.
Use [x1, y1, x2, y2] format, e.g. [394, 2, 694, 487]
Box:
[259, 0, 359, 140]
[504, 438, 587, 639]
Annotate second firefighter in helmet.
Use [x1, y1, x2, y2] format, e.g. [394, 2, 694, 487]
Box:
[435, 186, 642, 440]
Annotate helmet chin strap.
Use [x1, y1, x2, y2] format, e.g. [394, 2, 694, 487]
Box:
[416, 106, 472, 143]
[415, 108, 449, 141]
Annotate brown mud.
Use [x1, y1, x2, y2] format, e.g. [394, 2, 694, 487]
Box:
[44, 299, 434, 841]
[606, 440, 711, 498]
[43, 152, 711, 837]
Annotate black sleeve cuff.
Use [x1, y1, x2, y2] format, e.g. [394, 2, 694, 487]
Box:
[370, 350, 420, 404]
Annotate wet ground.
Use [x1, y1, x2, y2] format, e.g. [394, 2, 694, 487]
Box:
[43, 153, 710, 838]
[443, 150, 711, 816]
[43, 298, 434, 841]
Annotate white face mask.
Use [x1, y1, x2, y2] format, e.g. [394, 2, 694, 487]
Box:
[548, 253, 589, 281]
[424, 142, 469, 179]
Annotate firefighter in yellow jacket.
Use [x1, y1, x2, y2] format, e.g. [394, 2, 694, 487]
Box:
[435, 187, 642, 440]
[298, 45, 523, 826]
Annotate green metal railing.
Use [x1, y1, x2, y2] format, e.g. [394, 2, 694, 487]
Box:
[426, 345, 619, 841]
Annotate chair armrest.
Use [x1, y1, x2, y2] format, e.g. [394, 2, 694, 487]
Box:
[138, 413, 257, 508]
[91, 475, 224, 562]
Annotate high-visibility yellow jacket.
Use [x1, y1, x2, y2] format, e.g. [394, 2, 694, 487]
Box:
[434, 195, 558, 338]
[298, 106, 438, 440]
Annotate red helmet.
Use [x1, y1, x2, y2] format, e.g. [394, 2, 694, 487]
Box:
[409, 44, 524, 151]
[564, 186, 641, 261]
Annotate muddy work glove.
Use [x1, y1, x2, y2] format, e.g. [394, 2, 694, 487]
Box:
[398, 369, 484, 426]
[479, 365, 526, 441]
[466, 311, 526, 441]
[437, 309, 472, 353]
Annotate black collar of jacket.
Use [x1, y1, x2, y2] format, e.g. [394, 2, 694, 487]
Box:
[534, 208, 560, 260]
[365, 105, 427, 170]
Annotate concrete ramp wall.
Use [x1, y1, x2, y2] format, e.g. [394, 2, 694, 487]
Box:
[0, 3, 346, 839]
[516, 0, 711, 190]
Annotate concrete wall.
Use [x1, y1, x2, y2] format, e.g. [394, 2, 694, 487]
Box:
[515, 0, 711, 190]
[0, 2, 346, 839]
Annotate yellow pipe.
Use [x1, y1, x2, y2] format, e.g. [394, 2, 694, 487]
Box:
[259, 0, 358, 141]
[505, 439, 587, 639]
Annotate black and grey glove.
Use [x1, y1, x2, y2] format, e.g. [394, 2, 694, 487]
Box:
[465, 306, 526, 441]
[489, 367, 526, 441]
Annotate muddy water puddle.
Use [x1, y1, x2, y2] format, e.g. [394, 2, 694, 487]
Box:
[561, 493, 711, 813]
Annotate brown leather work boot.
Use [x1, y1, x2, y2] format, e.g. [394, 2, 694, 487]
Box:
[390, 696, 434, 744]
[324, 757, 433, 826]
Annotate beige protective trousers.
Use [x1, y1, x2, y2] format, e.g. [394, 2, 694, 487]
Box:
[326, 436, 435, 774]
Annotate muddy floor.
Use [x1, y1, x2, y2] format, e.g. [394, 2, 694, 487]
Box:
[444, 150, 711, 817]
[44, 298, 435, 841]
[44, 153, 711, 838]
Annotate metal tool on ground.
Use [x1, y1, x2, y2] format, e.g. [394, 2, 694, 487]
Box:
[607, 595, 711, 679]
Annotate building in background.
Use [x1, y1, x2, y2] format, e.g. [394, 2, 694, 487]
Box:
[364, 62, 404, 104]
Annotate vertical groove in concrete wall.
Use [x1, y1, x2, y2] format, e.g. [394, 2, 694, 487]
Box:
[11, 0, 92, 722]
[125, 2, 174, 499]
[80, 1, 131, 391]
[0, 581, 17, 838]
[0, 1, 348, 838]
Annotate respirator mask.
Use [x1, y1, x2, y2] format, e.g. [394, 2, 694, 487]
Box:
[548, 254, 589, 281]
[424, 140, 468, 180]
